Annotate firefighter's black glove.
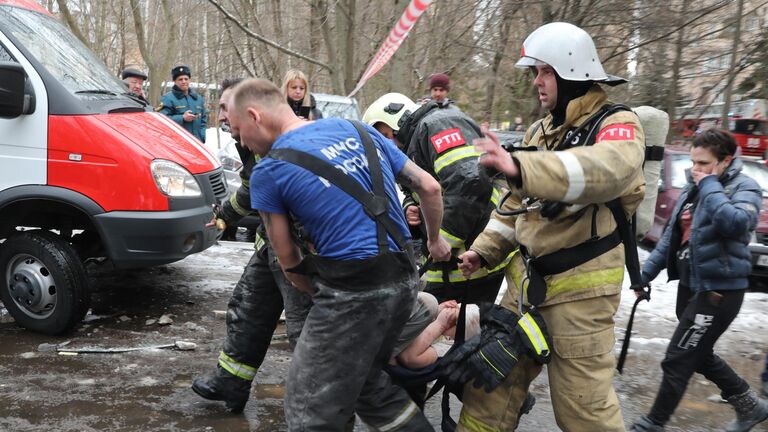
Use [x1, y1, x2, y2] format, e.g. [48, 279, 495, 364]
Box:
[439, 334, 482, 388]
[539, 201, 567, 220]
[479, 303, 519, 335]
[516, 309, 553, 365]
[466, 331, 523, 393]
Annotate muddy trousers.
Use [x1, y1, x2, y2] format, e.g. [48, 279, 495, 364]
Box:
[458, 294, 625, 432]
[424, 271, 505, 304]
[647, 285, 748, 425]
[219, 246, 313, 380]
[763, 353, 768, 383]
[285, 274, 432, 431]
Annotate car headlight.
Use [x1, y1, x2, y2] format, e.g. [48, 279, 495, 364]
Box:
[151, 159, 202, 197]
[751, 231, 758, 244]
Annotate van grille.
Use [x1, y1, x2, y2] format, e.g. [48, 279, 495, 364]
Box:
[757, 233, 768, 246]
[208, 171, 228, 201]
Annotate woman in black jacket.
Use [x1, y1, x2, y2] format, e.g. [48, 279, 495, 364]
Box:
[281, 69, 323, 120]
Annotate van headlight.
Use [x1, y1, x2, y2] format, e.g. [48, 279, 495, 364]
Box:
[151, 159, 202, 197]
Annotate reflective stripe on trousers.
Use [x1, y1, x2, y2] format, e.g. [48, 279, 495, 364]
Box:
[218, 351, 257, 381]
[425, 251, 514, 283]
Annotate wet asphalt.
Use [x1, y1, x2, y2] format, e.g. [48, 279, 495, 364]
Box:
[0, 242, 766, 431]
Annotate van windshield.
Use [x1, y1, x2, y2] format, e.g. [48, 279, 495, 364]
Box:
[1, 7, 126, 98]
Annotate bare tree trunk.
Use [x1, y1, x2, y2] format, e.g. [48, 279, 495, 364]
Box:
[317, 0, 343, 93]
[666, 0, 690, 134]
[483, 0, 518, 123]
[207, 0, 332, 75]
[388, 0, 411, 95]
[131, 0, 178, 105]
[56, 0, 91, 47]
[118, 2, 126, 72]
[336, 0, 356, 93]
[722, 0, 744, 127]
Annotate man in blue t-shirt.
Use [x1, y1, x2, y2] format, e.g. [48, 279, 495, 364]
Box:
[228, 78, 451, 431]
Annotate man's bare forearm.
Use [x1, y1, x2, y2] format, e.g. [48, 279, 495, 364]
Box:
[259, 211, 314, 294]
[397, 160, 443, 241]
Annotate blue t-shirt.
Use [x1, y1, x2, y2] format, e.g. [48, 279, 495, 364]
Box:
[250, 118, 412, 260]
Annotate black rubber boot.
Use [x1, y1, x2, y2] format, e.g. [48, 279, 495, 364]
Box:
[192, 365, 252, 413]
[629, 415, 665, 431]
[725, 389, 768, 432]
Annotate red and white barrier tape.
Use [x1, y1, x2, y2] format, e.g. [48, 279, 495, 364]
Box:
[347, 0, 433, 97]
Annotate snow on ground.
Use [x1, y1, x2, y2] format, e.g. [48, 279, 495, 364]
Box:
[492, 246, 768, 355]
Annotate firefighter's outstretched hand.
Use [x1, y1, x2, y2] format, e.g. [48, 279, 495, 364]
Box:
[458, 250, 482, 277]
[475, 127, 518, 178]
[427, 236, 451, 262]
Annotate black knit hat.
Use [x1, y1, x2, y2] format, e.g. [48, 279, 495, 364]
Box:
[172, 65, 191, 80]
[121, 67, 147, 80]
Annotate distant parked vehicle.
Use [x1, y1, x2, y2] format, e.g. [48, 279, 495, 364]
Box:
[493, 130, 526, 151]
[313, 93, 361, 120]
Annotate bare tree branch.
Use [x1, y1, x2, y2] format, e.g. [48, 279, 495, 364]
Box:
[206, 0, 332, 72]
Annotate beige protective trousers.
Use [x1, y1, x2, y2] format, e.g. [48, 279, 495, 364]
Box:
[457, 293, 625, 432]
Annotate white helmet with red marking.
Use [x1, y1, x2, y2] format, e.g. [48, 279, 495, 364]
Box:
[515, 22, 626, 86]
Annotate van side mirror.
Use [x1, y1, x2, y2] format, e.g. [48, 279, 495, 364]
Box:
[0, 61, 26, 118]
[658, 177, 665, 192]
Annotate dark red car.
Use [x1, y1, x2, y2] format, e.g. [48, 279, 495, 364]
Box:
[644, 146, 768, 281]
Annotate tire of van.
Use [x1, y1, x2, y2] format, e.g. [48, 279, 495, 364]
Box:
[0, 230, 90, 335]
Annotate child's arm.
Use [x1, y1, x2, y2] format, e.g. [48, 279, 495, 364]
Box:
[397, 308, 458, 369]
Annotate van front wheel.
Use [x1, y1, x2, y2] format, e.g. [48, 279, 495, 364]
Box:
[0, 231, 90, 335]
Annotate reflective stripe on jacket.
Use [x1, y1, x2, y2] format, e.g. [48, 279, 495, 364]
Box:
[471, 86, 646, 306]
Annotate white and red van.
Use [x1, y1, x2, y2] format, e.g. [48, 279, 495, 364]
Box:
[0, 0, 224, 334]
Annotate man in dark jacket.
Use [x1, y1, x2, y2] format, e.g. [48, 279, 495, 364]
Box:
[191, 78, 312, 413]
[158, 65, 207, 142]
[362, 93, 508, 304]
[631, 129, 768, 432]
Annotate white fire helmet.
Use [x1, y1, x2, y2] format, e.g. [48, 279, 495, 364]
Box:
[515, 22, 626, 86]
[362, 93, 420, 132]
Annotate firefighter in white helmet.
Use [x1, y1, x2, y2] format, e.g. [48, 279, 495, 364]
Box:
[451, 22, 644, 431]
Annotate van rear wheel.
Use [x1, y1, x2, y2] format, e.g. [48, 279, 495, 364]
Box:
[0, 231, 90, 335]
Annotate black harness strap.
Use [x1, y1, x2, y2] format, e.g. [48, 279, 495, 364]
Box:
[266, 121, 407, 253]
[526, 103, 652, 368]
[520, 230, 622, 307]
[349, 120, 389, 253]
[559, 103, 651, 373]
[608, 198, 651, 374]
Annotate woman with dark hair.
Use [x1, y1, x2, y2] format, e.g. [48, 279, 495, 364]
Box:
[631, 129, 767, 432]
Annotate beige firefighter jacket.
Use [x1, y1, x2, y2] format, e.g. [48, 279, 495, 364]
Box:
[471, 86, 646, 306]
